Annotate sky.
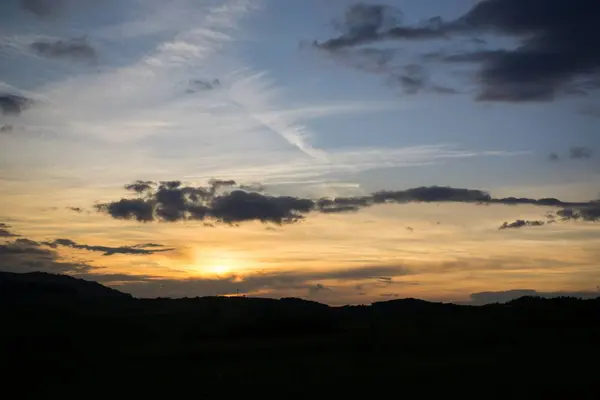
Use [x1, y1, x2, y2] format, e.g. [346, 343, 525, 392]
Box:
[1, 0, 599, 305]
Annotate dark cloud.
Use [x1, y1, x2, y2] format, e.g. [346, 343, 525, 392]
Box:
[187, 79, 221, 93]
[131, 243, 166, 249]
[316, 196, 372, 213]
[395, 64, 428, 94]
[42, 238, 174, 256]
[499, 220, 545, 230]
[0, 94, 32, 115]
[309, 283, 333, 296]
[548, 152, 560, 162]
[432, 85, 459, 95]
[569, 146, 593, 160]
[20, 0, 64, 17]
[124, 180, 156, 193]
[0, 238, 94, 274]
[96, 198, 155, 222]
[97, 180, 313, 225]
[373, 186, 491, 203]
[316, 4, 440, 51]
[209, 190, 313, 224]
[556, 205, 600, 222]
[315, 0, 600, 102]
[30, 37, 96, 62]
[97, 180, 600, 229]
[67, 206, 84, 213]
[0, 223, 19, 238]
[0, 125, 14, 133]
[469, 289, 600, 305]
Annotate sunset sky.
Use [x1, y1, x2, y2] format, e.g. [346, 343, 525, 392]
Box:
[1, 0, 599, 305]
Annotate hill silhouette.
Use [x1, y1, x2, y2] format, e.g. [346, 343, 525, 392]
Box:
[1, 271, 599, 396]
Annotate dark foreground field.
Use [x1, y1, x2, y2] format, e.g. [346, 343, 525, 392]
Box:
[1, 271, 599, 397]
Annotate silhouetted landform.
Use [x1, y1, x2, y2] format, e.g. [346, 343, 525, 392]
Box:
[1, 271, 599, 395]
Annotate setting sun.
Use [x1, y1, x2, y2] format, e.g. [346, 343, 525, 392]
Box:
[207, 264, 233, 276]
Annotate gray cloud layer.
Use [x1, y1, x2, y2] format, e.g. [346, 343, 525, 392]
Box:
[314, 0, 600, 101]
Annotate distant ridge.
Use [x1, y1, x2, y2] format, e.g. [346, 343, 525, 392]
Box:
[0, 271, 131, 299]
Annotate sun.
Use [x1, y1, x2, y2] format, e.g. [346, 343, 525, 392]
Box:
[208, 264, 232, 276]
[188, 248, 250, 277]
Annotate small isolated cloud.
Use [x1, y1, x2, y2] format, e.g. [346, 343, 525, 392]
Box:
[548, 152, 560, 162]
[188, 78, 221, 93]
[67, 207, 84, 213]
[42, 238, 174, 256]
[309, 283, 333, 296]
[569, 146, 594, 160]
[499, 220, 545, 230]
[30, 37, 97, 62]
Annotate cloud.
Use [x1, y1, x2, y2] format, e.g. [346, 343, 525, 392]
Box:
[548, 152, 560, 162]
[97, 179, 314, 224]
[498, 220, 545, 230]
[124, 180, 156, 194]
[20, 0, 64, 18]
[469, 289, 600, 305]
[67, 206, 84, 213]
[316, 4, 440, 51]
[555, 205, 600, 222]
[188, 78, 221, 93]
[569, 146, 594, 160]
[0, 238, 94, 274]
[97, 179, 600, 229]
[0, 94, 32, 115]
[373, 186, 491, 203]
[0, 223, 19, 238]
[41, 238, 174, 256]
[309, 283, 333, 296]
[0, 125, 14, 133]
[30, 37, 97, 62]
[314, 0, 600, 101]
